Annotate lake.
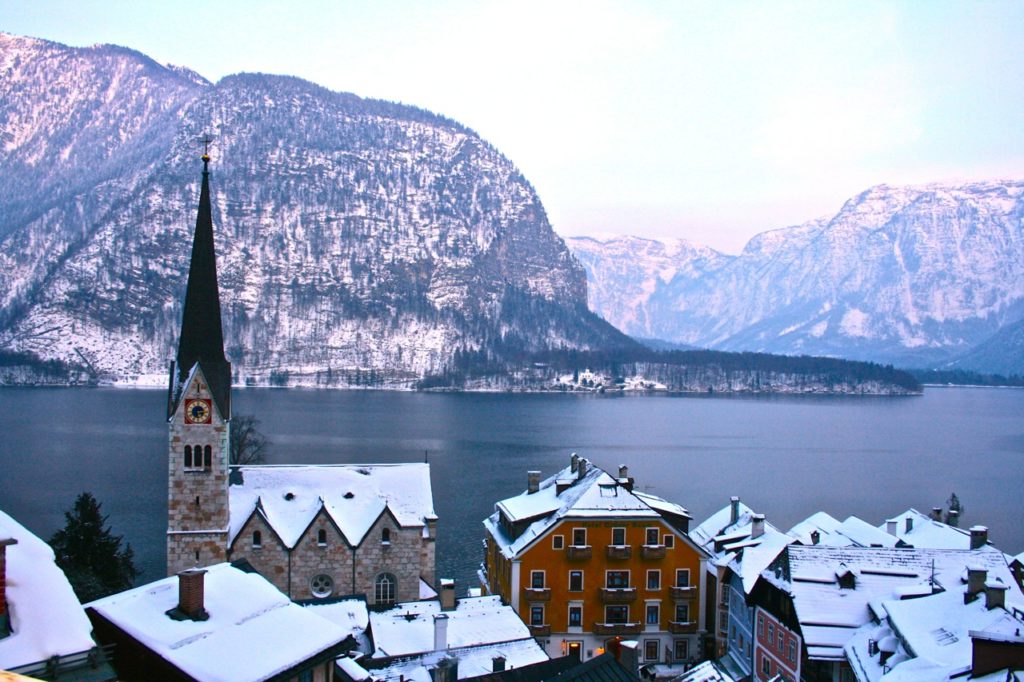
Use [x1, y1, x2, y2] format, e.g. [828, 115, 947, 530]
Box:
[1, 386, 1021, 592]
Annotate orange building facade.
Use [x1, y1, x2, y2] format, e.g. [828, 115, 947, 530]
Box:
[482, 455, 710, 665]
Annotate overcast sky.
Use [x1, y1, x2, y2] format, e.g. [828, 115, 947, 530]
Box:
[4, 0, 1022, 253]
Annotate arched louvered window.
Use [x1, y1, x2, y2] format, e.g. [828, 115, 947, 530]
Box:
[203, 445, 212, 469]
[184, 445, 193, 468]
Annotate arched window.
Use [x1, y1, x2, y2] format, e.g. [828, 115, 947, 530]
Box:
[184, 445, 193, 468]
[252, 530, 262, 548]
[375, 573, 396, 605]
[203, 445, 212, 469]
[382, 528, 391, 544]
[317, 529, 327, 546]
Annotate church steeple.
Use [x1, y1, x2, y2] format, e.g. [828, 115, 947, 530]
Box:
[169, 146, 231, 420]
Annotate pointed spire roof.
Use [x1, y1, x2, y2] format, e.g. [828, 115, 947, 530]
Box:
[170, 150, 231, 419]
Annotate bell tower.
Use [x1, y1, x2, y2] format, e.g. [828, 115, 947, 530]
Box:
[166, 145, 232, 575]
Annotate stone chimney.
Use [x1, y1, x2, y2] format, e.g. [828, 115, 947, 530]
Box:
[886, 520, 898, 536]
[617, 464, 634, 492]
[930, 507, 943, 521]
[984, 581, 1008, 610]
[965, 566, 987, 603]
[439, 578, 456, 611]
[0, 538, 17, 637]
[433, 614, 449, 651]
[970, 525, 988, 550]
[577, 458, 588, 480]
[432, 656, 457, 682]
[905, 516, 914, 534]
[751, 513, 765, 539]
[492, 655, 506, 673]
[177, 568, 209, 621]
[730, 496, 740, 525]
[570, 453, 579, 473]
[527, 470, 541, 494]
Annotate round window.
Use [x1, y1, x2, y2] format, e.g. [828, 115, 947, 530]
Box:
[310, 573, 334, 598]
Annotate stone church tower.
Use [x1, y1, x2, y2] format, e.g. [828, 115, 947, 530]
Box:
[166, 150, 232, 575]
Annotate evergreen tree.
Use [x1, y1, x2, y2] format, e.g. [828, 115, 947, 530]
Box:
[49, 492, 139, 602]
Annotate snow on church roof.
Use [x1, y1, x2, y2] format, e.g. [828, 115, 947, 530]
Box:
[87, 563, 350, 682]
[0, 509, 97, 671]
[228, 464, 435, 548]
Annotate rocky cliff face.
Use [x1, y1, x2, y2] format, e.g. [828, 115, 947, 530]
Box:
[0, 33, 628, 385]
[567, 181, 1024, 372]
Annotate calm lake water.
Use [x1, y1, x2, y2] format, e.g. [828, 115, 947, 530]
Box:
[1, 386, 1022, 591]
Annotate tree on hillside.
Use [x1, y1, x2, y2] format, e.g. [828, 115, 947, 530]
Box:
[49, 492, 138, 602]
[230, 414, 270, 465]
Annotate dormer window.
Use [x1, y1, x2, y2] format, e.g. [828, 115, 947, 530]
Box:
[317, 529, 327, 547]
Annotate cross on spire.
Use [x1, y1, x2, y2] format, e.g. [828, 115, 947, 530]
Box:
[199, 134, 214, 171]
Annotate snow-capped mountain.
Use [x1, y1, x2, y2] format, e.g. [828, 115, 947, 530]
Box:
[0, 33, 630, 385]
[567, 181, 1024, 372]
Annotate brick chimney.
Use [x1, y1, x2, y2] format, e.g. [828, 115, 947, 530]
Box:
[730, 496, 740, 525]
[965, 565, 987, 603]
[984, 580, 1008, 610]
[0, 538, 17, 638]
[433, 613, 449, 651]
[751, 513, 765, 539]
[970, 525, 988, 550]
[527, 470, 541, 494]
[439, 578, 456, 611]
[177, 568, 209, 621]
[930, 507, 943, 521]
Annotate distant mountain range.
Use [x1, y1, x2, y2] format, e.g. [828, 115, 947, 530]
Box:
[0, 32, 631, 386]
[567, 181, 1024, 375]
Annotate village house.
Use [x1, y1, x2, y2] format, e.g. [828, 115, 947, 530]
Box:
[0, 509, 115, 681]
[481, 455, 710, 666]
[87, 562, 354, 681]
[165, 152, 437, 603]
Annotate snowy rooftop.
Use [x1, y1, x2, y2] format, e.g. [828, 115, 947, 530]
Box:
[690, 499, 754, 548]
[485, 460, 690, 559]
[674, 659, 738, 682]
[833, 516, 900, 548]
[87, 563, 351, 681]
[229, 464, 435, 548]
[691, 501, 793, 595]
[764, 545, 1022, 662]
[371, 637, 549, 681]
[0, 509, 97, 671]
[369, 595, 532, 659]
[787, 511, 848, 546]
[303, 597, 371, 654]
[878, 509, 975, 550]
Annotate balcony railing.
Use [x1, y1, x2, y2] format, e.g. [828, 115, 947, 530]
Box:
[606, 545, 632, 560]
[640, 544, 666, 559]
[599, 587, 637, 604]
[670, 585, 697, 599]
[523, 587, 551, 601]
[593, 621, 643, 636]
[567, 545, 592, 561]
[668, 620, 698, 634]
[528, 623, 551, 636]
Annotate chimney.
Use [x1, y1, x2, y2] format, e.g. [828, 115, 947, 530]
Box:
[905, 516, 914, 534]
[439, 578, 456, 611]
[751, 513, 765, 539]
[0, 538, 17, 637]
[492, 655, 507, 673]
[527, 470, 541, 494]
[577, 458, 588, 480]
[810, 529, 820, 545]
[730, 496, 740, 525]
[432, 656, 458, 682]
[970, 525, 988, 550]
[617, 464, 634, 492]
[965, 566, 987, 603]
[570, 453, 579, 473]
[177, 568, 209, 620]
[619, 640, 640, 675]
[433, 614, 449, 651]
[984, 581, 1008, 610]
[930, 507, 943, 521]
[947, 509, 960, 527]
[886, 520, 898, 536]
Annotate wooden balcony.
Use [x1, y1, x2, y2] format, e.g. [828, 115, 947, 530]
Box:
[640, 544, 666, 560]
[668, 620, 698, 634]
[593, 621, 643, 636]
[606, 545, 632, 560]
[670, 585, 697, 599]
[528, 624, 551, 636]
[567, 545, 592, 561]
[523, 587, 551, 602]
[599, 587, 637, 604]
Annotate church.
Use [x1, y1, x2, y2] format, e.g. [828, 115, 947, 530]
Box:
[165, 149, 437, 603]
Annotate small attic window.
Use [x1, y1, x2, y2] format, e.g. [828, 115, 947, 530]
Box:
[599, 483, 618, 497]
[317, 529, 327, 546]
[382, 528, 391, 544]
[344, 491, 355, 499]
[284, 492, 295, 501]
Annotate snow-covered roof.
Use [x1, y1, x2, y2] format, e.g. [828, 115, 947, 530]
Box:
[833, 516, 899, 548]
[674, 659, 738, 682]
[484, 459, 693, 560]
[764, 545, 1022, 662]
[303, 597, 371, 654]
[787, 511, 848, 546]
[369, 596, 532, 659]
[878, 509, 975, 550]
[372, 637, 549, 681]
[0, 509, 97, 671]
[87, 563, 351, 681]
[690, 499, 754, 548]
[229, 464, 435, 548]
[845, 582, 1024, 682]
[691, 502, 793, 595]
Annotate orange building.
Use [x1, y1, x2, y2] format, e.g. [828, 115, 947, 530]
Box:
[481, 454, 710, 666]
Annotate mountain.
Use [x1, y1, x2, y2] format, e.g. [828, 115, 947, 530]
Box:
[0, 33, 633, 386]
[566, 181, 1024, 373]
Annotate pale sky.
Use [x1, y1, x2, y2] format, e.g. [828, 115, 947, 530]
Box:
[3, 0, 1023, 253]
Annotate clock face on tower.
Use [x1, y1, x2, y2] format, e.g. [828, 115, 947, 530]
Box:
[185, 398, 212, 424]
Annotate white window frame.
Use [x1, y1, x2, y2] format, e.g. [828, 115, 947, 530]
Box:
[646, 569, 661, 590]
[675, 568, 690, 587]
[552, 534, 564, 549]
[611, 526, 627, 546]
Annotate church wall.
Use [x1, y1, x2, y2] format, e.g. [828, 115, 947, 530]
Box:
[288, 511, 356, 601]
[355, 513, 425, 605]
[231, 514, 290, 594]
